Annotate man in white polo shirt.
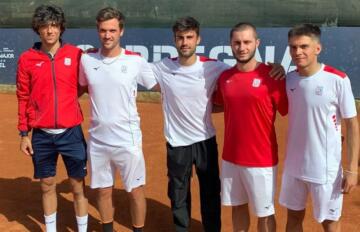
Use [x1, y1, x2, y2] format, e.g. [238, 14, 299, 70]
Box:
[151, 17, 228, 232]
[280, 23, 359, 232]
[78, 7, 156, 232]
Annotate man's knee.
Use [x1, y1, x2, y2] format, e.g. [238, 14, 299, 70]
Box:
[322, 220, 340, 232]
[288, 209, 305, 222]
[232, 204, 250, 222]
[286, 209, 305, 231]
[129, 186, 145, 201]
[258, 214, 276, 231]
[98, 187, 113, 201]
[233, 204, 249, 214]
[41, 177, 56, 194]
[69, 177, 86, 200]
[258, 214, 275, 222]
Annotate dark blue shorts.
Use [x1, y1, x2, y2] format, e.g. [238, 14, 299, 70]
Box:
[31, 125, 87, 179]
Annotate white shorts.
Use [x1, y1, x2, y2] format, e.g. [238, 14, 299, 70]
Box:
[221, 160, 277, 217]
[279, 172, 343, 223]
[88, 139, 146, 192]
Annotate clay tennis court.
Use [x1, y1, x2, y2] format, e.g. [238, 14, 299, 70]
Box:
[0, 92, 359, 231]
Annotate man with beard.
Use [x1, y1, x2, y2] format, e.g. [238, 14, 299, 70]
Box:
[151, 18, 285, 232]
[213, 22, 288, 232]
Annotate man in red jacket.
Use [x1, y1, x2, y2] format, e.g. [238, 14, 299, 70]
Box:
[16, 5, 88, 232]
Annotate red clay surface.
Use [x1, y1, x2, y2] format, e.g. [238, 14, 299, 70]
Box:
[0, 92, 359, 231]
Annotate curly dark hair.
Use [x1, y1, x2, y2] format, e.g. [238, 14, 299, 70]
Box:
[32, 4, 66, 35]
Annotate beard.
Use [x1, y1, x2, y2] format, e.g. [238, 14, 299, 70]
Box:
[233, 49, 256, 64]
[177, 46, 196, 58]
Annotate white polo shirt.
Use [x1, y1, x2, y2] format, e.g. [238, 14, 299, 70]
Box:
[151, 56, 230, 147]
[79, 48, 157, 146]
[285, 64, 357, 184]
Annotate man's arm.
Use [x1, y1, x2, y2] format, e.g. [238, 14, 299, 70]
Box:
[274, 79, 288, 116]
[212, 80, 224, 113]
[136, 58, 160, 92]
[78, 84, 88, 97]
[342, 116, 359, 194]
[16, 57, 33, 156]
[78, 55, 89, 97]
[212, 104, 224, 113]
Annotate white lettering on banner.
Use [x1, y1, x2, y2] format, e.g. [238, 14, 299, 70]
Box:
[153, 45, 177, 61]
[265, 46, 275, 63]
[207, 45, 295, 71]
[0, 53, 14, 59]
[209, 46, 235, 66]
[79, 44, 296, 72]
[281, 46, 296, 72]
[0, 47, 15, 69]
[125, 45, 205, 61]
[195, 46, 205, 54]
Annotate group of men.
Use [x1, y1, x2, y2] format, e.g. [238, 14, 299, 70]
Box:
[16, 4, 358, 232]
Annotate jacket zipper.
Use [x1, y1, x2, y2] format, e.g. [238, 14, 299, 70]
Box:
[50, 55, 58, 128]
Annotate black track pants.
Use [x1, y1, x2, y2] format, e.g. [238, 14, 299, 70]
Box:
[167, 136, 221, 232]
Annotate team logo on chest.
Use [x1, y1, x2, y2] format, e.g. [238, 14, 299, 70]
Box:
[64, 57, 71, 66]
[35, 61, 44, 67]
[225, 77, 233, 84]
[315, 86, 324, 96]
[121, 65, 127, 73]
[252, 78, 261, 88]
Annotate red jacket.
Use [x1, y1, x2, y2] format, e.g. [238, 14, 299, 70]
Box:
[17, 43, 83, 132]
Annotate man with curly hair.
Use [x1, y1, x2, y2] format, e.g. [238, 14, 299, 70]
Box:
[16, 5, 88, 232]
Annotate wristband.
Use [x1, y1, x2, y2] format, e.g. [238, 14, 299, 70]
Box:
[19, 131, 29, 137]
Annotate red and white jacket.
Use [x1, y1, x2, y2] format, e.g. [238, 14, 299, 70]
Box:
[16, 43, 83, 132]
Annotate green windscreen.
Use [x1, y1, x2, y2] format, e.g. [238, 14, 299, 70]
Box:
[1, 0, 359, 28]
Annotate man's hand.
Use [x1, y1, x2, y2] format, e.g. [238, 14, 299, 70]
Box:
[20, 136, 33, 156]
[268, 62, 286, 80]
[342, 170, 358, 194]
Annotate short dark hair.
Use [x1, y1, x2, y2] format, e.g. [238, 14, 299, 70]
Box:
[172, 17, 200, 35]
[32, 4, 66, 35]
[230, 22, 258, 39]
[288, 23, 321, 41]
[96, 7, 125, 29]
